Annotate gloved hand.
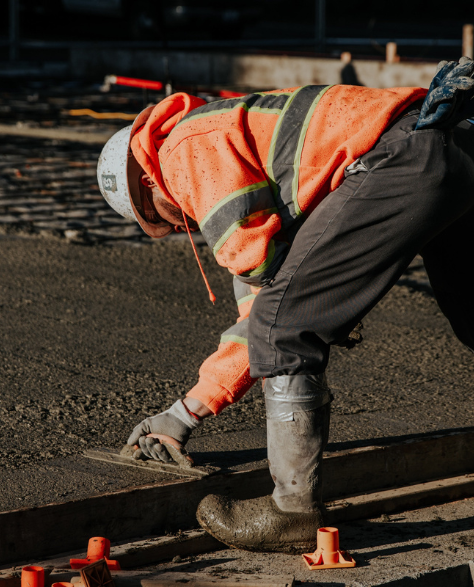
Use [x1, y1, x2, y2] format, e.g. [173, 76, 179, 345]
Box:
[416, 56, 474, 130]
[127, 399, 203, 462]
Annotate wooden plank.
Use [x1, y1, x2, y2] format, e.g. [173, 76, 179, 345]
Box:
[72, 573, 295, 587]
[28, 531, 223, 572]
[326, 473, 474, 524]
[141, 575, 294, 587]
[0, 468, 272, 566]
[2, 428, 474, 566]
[323, 427, 474, 500]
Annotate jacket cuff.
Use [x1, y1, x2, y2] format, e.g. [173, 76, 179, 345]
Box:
[186, 379, 234, 415]
[236, 239, 289, 286]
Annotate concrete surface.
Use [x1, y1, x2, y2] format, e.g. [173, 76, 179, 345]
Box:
[144, 498, 474, 586]
[1, 234, 474, 513]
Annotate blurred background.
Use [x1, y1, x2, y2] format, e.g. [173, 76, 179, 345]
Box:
[1, 0, 474, 66]
[1, 0, 474, 247]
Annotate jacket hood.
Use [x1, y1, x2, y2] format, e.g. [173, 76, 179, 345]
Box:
[130, 92, 206, 207]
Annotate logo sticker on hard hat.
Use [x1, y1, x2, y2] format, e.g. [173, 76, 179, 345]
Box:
[102, 174, 117, 192]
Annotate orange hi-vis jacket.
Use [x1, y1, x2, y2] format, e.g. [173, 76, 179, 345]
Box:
[131, 84, 427, 414]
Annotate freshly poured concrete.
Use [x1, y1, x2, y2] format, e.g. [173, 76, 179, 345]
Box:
[0, 236, 473, 513]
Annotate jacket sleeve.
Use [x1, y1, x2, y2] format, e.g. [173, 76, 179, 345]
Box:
[186, 278, 260, 414]
[163, 128, 288, 412]
[162, 128, 289, 286]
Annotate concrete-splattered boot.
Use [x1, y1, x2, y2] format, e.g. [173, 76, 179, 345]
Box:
[196, 374, 332, 553]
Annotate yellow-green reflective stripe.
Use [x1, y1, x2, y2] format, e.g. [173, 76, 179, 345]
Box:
[243, 239, 276, 277]
[200, 180, 269, 230]
[254, 92, 293, 96]
[266, 86, 306, 196]
[249, 107, 281, 114]
[220, 335, 248, 346]
[212, 208, 278, 255]
[291, 85, 333, 216]
[237, 293, 256, 306]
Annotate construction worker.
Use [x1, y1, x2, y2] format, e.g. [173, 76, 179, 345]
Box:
[97, 57, 474, 553]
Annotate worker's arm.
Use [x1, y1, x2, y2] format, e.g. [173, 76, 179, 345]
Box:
[186, 278, 260, 414]
[162, 129, 289, 413]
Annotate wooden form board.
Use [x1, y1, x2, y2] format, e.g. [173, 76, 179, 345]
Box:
[1, 428, 474, 565]
[326, 473, 474, 524]
[323, 427, 474, 500]
[0, 571, 295, 587]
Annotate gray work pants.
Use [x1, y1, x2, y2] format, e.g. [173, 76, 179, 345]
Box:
[248, 113, 474, 377]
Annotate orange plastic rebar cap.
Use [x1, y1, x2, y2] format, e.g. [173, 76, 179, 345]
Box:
[21, 566, 44, 587]
[302, 527, 356, 570]
[70, 537, 121, 570]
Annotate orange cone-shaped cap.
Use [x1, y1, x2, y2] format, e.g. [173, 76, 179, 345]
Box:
[70, 536, 121, 570]
[86, 537, 110, 561]
[21, 566, 44, 587]
[317, 527, 340, 564]
[302, 527, 356, 570]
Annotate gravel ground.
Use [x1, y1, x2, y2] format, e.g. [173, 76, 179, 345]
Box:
[1, 83, 474, 513]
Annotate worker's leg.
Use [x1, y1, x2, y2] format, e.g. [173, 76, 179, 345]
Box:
[196, 373, 331, 553]
[197, 116, 474, 554]
[419, 121, 474, 352]
[265, 374, 331, 512]
[421, 206, 474, 351]
[248, 114, 474, 377]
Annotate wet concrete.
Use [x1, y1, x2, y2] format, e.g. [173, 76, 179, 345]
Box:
[0, 235, 474, 513]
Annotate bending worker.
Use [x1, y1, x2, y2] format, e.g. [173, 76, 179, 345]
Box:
[97, 57, 474, 553]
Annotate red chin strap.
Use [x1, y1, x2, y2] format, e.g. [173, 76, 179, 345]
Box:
[182, 211, 216, 305]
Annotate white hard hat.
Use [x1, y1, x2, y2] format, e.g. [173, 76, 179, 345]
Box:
[97, 105, 173, 238]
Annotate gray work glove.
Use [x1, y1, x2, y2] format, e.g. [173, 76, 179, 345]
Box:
[416, 56, 474, 130]
[127, 399, 203, 462]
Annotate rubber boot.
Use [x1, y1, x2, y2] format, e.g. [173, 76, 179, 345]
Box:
[197, 374, 331, 554]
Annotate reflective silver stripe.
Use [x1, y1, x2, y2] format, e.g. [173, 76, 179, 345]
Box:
[267, 85, 332, 229]
[220, 318, 248, 346]
[176, 93, 290, 129]
[200, 182, 277, 254]
[264, 374, 332, 421]
[233, 276, 254, 304]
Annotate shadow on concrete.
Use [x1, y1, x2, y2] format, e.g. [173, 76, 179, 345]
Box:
[342, 516, 474, 551]
[360, 541, 434, 561]
[191, 447, 267, 470]
[326, 426, 474, 453]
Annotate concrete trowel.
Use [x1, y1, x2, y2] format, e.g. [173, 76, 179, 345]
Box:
[85, 433, 219, 478]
